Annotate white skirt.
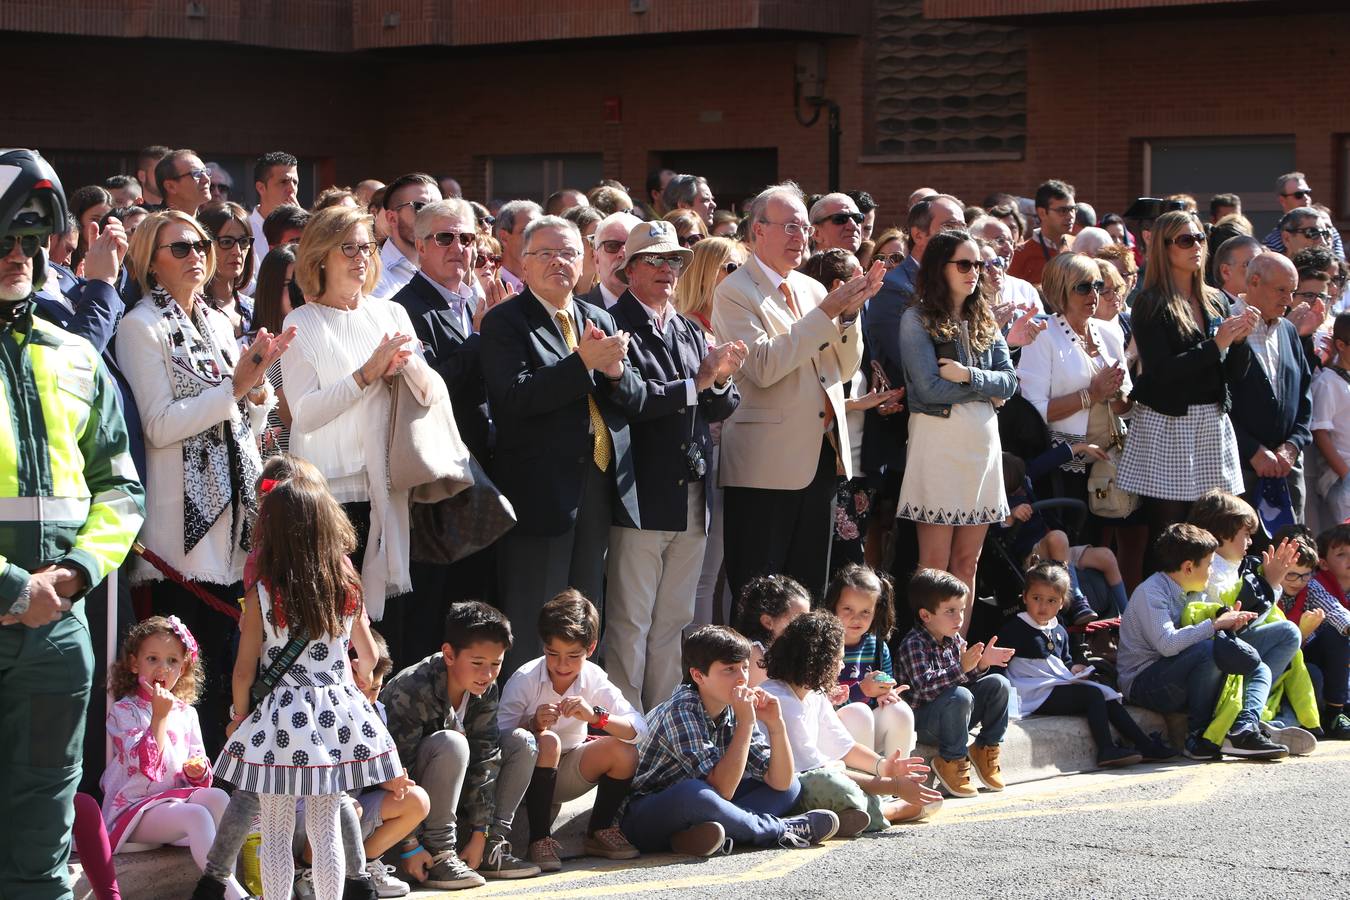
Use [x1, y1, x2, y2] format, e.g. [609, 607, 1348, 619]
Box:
[1116, 403, 1242, 502]
[897, 401, 1009, 526]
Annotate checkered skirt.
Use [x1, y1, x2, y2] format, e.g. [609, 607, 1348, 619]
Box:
[1116, 402, 1242, 502]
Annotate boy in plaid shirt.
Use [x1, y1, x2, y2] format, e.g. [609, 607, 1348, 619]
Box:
[619, 626, 840, 855]
[894, 569, 1013, 799]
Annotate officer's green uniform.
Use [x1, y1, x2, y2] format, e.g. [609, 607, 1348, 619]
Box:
[0, 313, 144, 900]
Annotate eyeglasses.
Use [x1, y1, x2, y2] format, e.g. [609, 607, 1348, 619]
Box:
[1292, 290, 1331, 304]
[430, 231, 475, 247]
[391, 200, 428, 214]
[636, 254, 687, 273]
[678, 233, 703, 248]
[814, 212, 865, 227]
[474, 253, 502, 269]
[157, 239, 212, 258]
[525, 248, 582, 263]
[762, 220, 815, 238]
[1281, 189, 1313, 200]
[593, 239, 626, 255]
[0, 233, 42, 258]
[1071, 280, 1105, 296]
[723, 261, 740, 274]
[1283, 570, 1315, 584]
[946, 259, 988, 274]
[170, 168, 210, 182]
[878, 252, 906, 269]
[1046, 205, 1076, 216]
[1287, 226, 1333, 241]
[215, 235, 253, 251]
[985, 256, 1008, 270]
[340, 242, 378, 258]
[1165, 233, 1206, 249]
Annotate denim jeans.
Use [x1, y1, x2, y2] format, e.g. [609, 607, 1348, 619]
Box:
[912, 675, 1011, 760]
[1302, 624, 1350, 708]
[1126, 640, 1224, 736]
[1233, 618, 1301, 732]
[620, 776, 800, 851]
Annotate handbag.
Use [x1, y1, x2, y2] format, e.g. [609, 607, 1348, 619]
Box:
[1086, 403, 1139, 519]
[409, 454, 517, 564]
[386, 371, 473, 502]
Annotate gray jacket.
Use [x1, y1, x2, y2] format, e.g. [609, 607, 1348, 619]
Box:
[1116, 571, 1217, 695]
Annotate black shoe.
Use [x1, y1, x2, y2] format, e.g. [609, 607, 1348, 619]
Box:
[189, 876, 227, 900]
[1183, 734, 1222, 761]
[341, 875, 378, 900]
[1222, 727, 1288, 760]
[1097, 745, 1143, 767]
[1136, 732, 1180, 761]
[1325, 712, 1350, 740]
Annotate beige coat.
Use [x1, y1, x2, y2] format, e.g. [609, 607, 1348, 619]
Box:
[711, 255, 863, 490]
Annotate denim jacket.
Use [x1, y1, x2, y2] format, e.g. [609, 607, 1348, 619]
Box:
[898, 305, 1017, 417]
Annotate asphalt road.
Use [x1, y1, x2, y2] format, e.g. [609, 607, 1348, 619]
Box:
[413, 742, 1350, 900]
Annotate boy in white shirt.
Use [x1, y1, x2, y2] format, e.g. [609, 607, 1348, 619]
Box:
[497, 591, 647, 871]
[1312, 313, 1350, 523]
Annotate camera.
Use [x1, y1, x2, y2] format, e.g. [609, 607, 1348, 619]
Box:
[685, 442, 706, 480]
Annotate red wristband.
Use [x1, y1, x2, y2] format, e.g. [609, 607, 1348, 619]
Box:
[593, 710, 610, 730]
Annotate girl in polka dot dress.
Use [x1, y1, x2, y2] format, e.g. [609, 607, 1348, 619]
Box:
[213, 473, 401, 900]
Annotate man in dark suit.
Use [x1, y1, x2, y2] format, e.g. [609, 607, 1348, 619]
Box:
[578, 211, 640, 310]
[607, 220, 745, 710]
[479, 215, 645, 672]
[1228, 252, 1313, 525]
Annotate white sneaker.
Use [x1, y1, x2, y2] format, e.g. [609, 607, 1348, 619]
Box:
[293, 869, 316, 900]
[364, 860, 410, 898]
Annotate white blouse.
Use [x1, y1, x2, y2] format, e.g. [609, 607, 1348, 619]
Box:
[1016, 313, 1131, 440]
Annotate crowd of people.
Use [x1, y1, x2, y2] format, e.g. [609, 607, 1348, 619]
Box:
[3, 143, 1350, 900]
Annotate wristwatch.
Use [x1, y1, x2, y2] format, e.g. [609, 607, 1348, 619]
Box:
[592, 706, 610, 730]
[8, 581, 31, 618]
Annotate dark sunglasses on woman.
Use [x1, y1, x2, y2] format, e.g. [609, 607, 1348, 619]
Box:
[1072, 280, 1105, 296]
[1165, 233, 1206, 249]
[474, 253, 502, 269]
[158, 239, 213, 259]
[679, 233, 703, 248]
[878, 252, 905, 269]
[946, 259, 989, 274]
[723, 261, 740, 274]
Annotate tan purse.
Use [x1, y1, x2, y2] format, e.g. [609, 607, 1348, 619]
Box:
[1086, 403, 1139, 519]
[386, 372, 473, 502]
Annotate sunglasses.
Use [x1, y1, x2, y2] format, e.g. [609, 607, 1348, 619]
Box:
[594, 239, 626, 254]
[679, 233, 704, 248]
[391, 200, 428, 214]
[215, 235, 253, 251]
[1072, 280, 1105, 296]
[878, 252, 906, 268]
[1288, 226, 1333, 241]
[636, 254, 687, 272]
[1165, 233, 1206, 249]
[946, 259, 988, 274]
[0, 233, 42, 258]
[1281, 190, 1312, 200]
[815, 212, 865, 227]
[430, 231, 475, 247]
[723, 261, 740, 274]
[340, 241, 378, 258]
[474, 253, 502, 269]
[157, 239, 212, 258]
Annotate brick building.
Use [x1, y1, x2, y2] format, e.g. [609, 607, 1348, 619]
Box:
[2, 0, 1346, 235]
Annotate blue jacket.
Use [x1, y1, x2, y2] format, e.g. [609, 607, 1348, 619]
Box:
[898, 305, 1017, 417]
[1227, 315, 1312, 462]
[862, 256, 920, 474]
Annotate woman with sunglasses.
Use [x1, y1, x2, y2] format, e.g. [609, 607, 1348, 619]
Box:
[251, 243, 304, 457]
[663, 208, 708, 250]
[897, 229, 1017, 636]
[1115, 210, 1258, 566]
[116, 210, 294, 749]
[564, 205, 604, 296]
[673, 235, 748, 626]
[197, 201, 256, 344]
[862, 227, 905, 271]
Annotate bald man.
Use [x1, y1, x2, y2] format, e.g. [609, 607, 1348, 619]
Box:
[1228, 252, 1312, 525]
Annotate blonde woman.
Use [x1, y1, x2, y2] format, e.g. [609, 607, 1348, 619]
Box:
[116, 209, 292, 747]
[663, 208, 709, 250]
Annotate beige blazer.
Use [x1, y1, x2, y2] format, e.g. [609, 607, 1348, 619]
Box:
[711, 255, 863, 490]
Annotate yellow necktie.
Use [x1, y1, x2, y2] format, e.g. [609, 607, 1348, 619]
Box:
[556, 311, 613, 471]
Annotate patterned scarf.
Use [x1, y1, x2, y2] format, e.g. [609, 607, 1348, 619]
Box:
[149, 285, 261, 556]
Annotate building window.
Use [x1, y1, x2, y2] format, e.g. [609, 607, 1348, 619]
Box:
[1142, 136, 1294, 235]
[484, 154, 602, 205]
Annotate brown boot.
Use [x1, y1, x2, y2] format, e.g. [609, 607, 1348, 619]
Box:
[969, 743, 1004, 791]
[931, 756, 978, 798]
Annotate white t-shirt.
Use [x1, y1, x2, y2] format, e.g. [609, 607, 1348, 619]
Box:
[1311, 366, 1350, 492]
[760, 679, 856, 771]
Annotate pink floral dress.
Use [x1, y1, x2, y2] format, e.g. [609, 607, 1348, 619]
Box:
[100, 687, 212, 852]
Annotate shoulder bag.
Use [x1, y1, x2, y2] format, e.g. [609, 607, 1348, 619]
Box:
[1086, 402, 1139, 519]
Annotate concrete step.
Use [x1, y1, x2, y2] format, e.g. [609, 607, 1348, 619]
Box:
[70, 845, 199, 900]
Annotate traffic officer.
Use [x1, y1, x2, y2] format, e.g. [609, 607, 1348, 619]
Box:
[0, 149, 145, 900]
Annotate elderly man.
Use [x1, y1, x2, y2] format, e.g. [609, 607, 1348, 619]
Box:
[713, 182, 880, 599]
[969, 214, 1041, 312]
[1009, 179, 1076, 286]
[1228, 252, 1312, 525]
[1264, 172, 1345, 259]
[247, 150, 299, 276]
[580, 211, 642, 310]
[479, 216, 644, 672]
[1214, 235, 1265, 303]
[661, 174, 716, 228]
[809, 192, 865, 255]
[155, 148, 211, 216]
[606, 221, 744, 709]
[493, 199, 543, 292]
[205, 162, 232, 203]
[374, 172, 441, 299]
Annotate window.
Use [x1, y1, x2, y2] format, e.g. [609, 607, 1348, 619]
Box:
[1143, 136, 1294, 235]
[484, 154, 602, 205]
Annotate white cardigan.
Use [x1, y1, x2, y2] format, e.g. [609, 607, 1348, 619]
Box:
[116, 300, 273, 586]
[1016, 313, 1131, 440]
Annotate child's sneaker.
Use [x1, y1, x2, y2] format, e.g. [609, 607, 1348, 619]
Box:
[423, 850, 486, 889]
[670, 821, 730, 857]
[480, 833, 541, 879]
[1068, 589, 1098, 625]
[778, 809, 839, 847]
[1221, 727, 1288, 760]
[189, 876, 227, 900]
[1096, 745, 1143, 768]
[1326, 713, 1350, 740]
[834, 808, 872, 838]
[527, 836, 563, 872]
[1258, 722, 1317, 756]
[931, 756, 978, 798]
[294, 869, 317, 900]
[1136, 732, 1180, 761]
[1183, 733, 1222, 761]
[362, 861, 409, 898]
[969, 744, 1004, 791]
[583, 826, 639, 860]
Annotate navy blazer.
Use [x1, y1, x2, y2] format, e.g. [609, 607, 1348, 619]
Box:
[610, 291, 740, 531]
[860, 256, 918, 476]
[479, 289, 645, 537]
[390, 272, 492, 461]
[1228, 315, 1313, 461]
